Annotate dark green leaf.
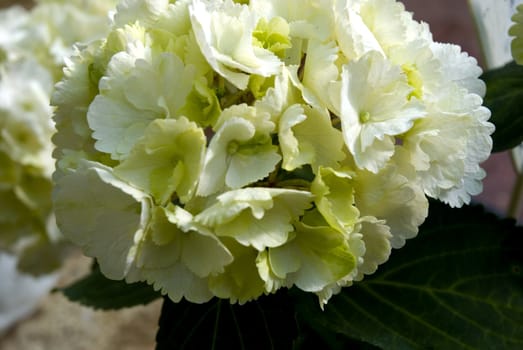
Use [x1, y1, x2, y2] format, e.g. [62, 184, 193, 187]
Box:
[482, 61, 523, 152]
[156, 290, 308, 350]
[295, 201, 523, 349]
[61, 264, 161, 310]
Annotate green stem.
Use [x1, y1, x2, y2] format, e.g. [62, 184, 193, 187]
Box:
[267, 161, 281, 186]
[276, 179, 311, 190]
[508, 172, 523, 219]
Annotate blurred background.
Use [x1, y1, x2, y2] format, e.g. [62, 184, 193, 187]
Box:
[1, 0, 32, 8]
[0, 0, 521, 349]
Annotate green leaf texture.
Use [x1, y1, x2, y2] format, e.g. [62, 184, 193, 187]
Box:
[482, 61, 523, 152]
[61, 264, 161, 310]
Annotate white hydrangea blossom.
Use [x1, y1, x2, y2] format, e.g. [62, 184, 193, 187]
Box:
[0, 58, 60, 275]
[189, 0, 283, 89]
[52, 0, 493, 304]
[0, 0, 117, 274]
[0, 6, 35, 62]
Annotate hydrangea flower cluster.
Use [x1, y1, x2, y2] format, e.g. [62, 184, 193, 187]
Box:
[0, 0, 117, 274]
[52, 0, 494, 305]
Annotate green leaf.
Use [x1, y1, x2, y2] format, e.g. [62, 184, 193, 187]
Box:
[61, 264, 161, 310]
[482, 61, 523, 152]
[156, 290, 303, 350]
[295, 201, 523, 349]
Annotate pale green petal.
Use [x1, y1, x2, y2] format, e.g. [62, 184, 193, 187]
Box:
[255, 250, 289, 292]
[250, 0, 335, 41]
[124, 53, 195, 117]
[87, 86, 158, 161]
[358, 0, 414, 51]
[189, 0, 282, 89]
[302, 40, 340, 111]
[178, 76, 221, 127]
[226, 148, 281, 188]
[148, 206, 185, 248]
[198, 110, 280, 195]
[157, 0, 193, 37]
[87, 46, 196, 160]
[334, 4, 383, 60]
[181, 230, 233, 277]
[165, 206, 233, 277]
[430, 42, 485, 97]
[51, 41, 101, 163]
[53, 161, 150, 279]
[353, 158, 428, 248]
[208, 238, 266, 304]
[196, 187, 274, 226]
[197, 117, 255, 196]
[254, 68, 303, 121]
[115, 117, 205, 204]
[252, 16, 292, 59]
[313, 216, 391, 306]
[133, 263, 214, 303]
[354, 218, 392, 279]
[267, 220, 356, 293]
[339, 51, 425, 173]
[214, 202, 295, 249]
[279, 104, 345, 172]
[294, 106, 345, 171]
[403, 86, 493, 207]
[286, 64, 324, 109]
[278, 104, 308, 170]
[311, 167, 359, 232]
[195, 187, 313, 250]
[127, 203, 232, 303]
[214, 103, 274, 134]
[181, 30, 213, 76]
[113, 0, 169, 28]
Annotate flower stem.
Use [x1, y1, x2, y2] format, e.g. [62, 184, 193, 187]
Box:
[508, 172, 523, 219]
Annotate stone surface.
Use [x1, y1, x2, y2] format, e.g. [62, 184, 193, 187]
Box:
[0, 252, 162, 350]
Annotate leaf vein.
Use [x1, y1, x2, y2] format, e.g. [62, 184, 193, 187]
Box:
[360, 285, 477, 349]
[256, 301, 275, 350]
[368, 279, 523, 312]
[376, 247, 499, 280]
[336, 292, 419, 348]
[229, 302, 246, 350]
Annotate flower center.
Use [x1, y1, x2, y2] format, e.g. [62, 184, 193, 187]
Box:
[402, 63, 423, 99]
[252, 16, 292, 59]
[359, 111, 371, 124]
[227, 141, 240, 155]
